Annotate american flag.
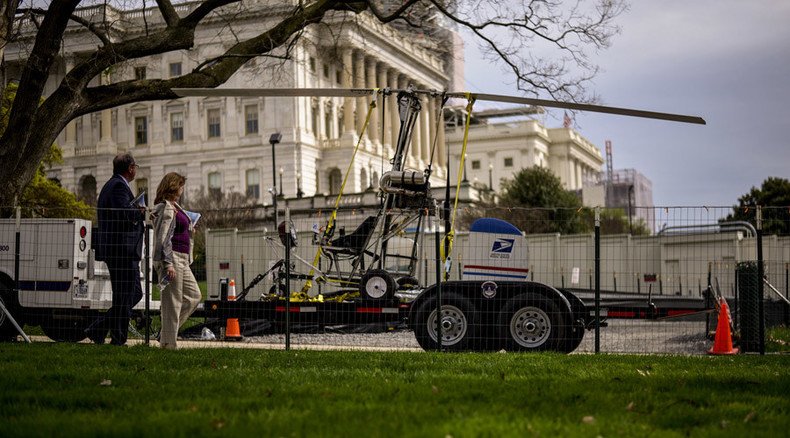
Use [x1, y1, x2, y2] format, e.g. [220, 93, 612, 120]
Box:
[563, 111, 572, 128]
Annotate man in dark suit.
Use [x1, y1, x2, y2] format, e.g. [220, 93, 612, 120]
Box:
[86, 153, 145, 345]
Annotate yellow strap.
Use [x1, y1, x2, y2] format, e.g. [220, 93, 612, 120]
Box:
[300, 90, 379, 294]
[443, 95, 475, 280]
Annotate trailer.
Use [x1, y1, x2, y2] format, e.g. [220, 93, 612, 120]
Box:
[0, 217, 155, 342]
[200, 217, 714, 352]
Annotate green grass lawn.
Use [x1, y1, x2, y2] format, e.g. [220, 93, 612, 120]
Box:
[1, 344, 788, 437]
[767, 325, 790, 352]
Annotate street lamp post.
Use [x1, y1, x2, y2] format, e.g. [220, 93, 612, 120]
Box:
[269, 132, 282, 228]
[488, 163, 493, 191]
[462, 153, 468, 183]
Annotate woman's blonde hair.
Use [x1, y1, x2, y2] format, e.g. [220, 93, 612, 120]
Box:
[154, 172, 186, 205]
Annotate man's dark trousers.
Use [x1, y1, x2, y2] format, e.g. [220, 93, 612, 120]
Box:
[104, 259, 144, 345]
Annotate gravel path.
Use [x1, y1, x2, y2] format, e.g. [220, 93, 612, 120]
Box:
[240, 320, 712, 355]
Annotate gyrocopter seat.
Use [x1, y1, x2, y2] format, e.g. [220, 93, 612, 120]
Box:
[327, 215, 378, 256]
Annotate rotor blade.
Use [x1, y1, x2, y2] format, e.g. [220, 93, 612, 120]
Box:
[173, 87, 705, 125]
[173, 88, 379, 98]
[445, 92, 706, 125]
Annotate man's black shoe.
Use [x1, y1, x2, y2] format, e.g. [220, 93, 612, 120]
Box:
[85, 328, 106, 345]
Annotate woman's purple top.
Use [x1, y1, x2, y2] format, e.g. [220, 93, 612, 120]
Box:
[172, 209, 191, 254]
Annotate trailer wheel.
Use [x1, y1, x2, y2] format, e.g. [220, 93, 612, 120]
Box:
[359, 269, 396, 300]
[0, 280, 24, 342]
[413, 293, 478, 351]
[498, 294, 566, 352]
[40, 311, 91, 343]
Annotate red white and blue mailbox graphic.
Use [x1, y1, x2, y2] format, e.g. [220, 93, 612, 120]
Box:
[462, 218, 530, 281]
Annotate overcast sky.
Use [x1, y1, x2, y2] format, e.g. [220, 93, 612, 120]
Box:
[462, 1, 790, 208]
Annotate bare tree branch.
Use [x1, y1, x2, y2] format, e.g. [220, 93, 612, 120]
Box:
[0, 0, 626, 206]
[155, 0, 180, 27]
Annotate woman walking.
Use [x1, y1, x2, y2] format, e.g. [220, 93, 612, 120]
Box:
[152, 172, 201, 349]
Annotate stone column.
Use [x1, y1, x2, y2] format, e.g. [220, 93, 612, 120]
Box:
[410, 83, 422, 165]
[426, 97, 437, 167]
[420, 94, 431, 163]
[388, 70, 400, 154]
[366, 59, 379, 144]
[98, 71, 113, 149]
[354, 51, 366, 134]
[342, 49, 355, 134]
[436, 103, 446, 174]
[377, 63, 388, 148]
[568, 159, 576, 189]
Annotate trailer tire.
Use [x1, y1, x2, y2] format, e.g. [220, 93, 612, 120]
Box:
[498, 293, 566, 352]
[40, 311, 91, 343]
[412, 292, 478, 351]
[359, 269, 396, 301]
[561, 324, 585, 353]
[0, 279, 24, 342]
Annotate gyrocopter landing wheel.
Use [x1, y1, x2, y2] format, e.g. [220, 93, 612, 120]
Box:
[359, 269, 396, 301]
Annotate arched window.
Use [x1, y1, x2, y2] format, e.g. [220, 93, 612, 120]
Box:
[328, 168, 342, 195]
[360, 168, 368, 191]
[78, 175, 97, 206]
[372, 171, 379, 189]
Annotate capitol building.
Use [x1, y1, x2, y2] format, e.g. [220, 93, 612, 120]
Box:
[5, 1, 606, 213]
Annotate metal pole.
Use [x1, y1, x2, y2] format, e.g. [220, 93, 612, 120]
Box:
[433, 205, 442, 352]
[594, 207, 601, 354]
[144, 223, 151, 344]
[284, 208, 291, 351]
[272, 142, 279, 229]
[785, 263, 789, 325]
[756, 205, 765, 355]
[628, 184, 634, 234]
[240, 254, 246, 292]
[4, 206, 31, 343]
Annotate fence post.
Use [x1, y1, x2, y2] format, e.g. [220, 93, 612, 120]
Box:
[284, 208, 291, 351]
[144, 223, 151, 345]
[433, 205, 442, 352]
[594, 207, 601, 354]
[785, 263, 789, 325]
[756, 205, 765, 355]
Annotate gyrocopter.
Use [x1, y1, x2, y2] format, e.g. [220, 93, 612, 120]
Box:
[175, 85, 705, 352]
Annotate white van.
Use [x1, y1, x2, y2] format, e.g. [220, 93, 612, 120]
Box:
[0, 218, 154, 341]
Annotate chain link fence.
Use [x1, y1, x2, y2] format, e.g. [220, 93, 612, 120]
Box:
[1, 204, 788, 354]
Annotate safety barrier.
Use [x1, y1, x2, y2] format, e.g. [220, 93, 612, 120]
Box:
[1, 204, 788, 354]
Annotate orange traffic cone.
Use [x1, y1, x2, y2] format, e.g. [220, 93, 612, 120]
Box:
[708, 297, 738, 355]
[224, 279, 243, 341]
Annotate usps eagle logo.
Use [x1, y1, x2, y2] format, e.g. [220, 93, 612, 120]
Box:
[490, 238, 515, 259]
[481, 281, 497, 299]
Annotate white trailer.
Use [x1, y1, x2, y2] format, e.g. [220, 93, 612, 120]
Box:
[0, 217, 154, 342]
